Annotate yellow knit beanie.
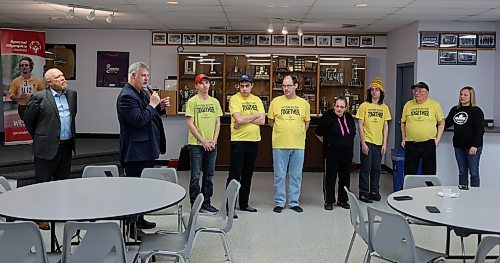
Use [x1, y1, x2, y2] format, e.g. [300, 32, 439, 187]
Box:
[370, 76, 383, 91]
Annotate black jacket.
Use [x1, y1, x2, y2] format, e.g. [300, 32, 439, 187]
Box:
[445, 105, 484, 148]
[315, 110, 356, 161]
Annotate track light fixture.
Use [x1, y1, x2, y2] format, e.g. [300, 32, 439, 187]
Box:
[281, 21, 288, 35]
[66, 6, 75, 19]
[106, 11, 115, 24]
[297, 23, 303, 36]
[267, 18, 274, 33]
[86, 9, 96, 21]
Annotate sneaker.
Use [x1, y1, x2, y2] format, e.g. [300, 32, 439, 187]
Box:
[324, 203, 334, 210]
[369, 192, 382, 201]
[290, 206, 304, 213]
[337, 201, 350, 209]
[200, 204, 219, 215]
[273, 206, 284, 213]
[359, 193, 373, 203]
[233, 213, 238, 219]
[458, 185, 469, 190]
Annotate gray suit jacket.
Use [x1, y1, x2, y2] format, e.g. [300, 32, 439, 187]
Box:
[24, 88, 77, 160]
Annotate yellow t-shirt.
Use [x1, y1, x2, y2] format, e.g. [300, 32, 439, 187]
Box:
[268, 95, 311, 149]
[356, 102, 392, 145]
[185, 95, 223, 145]
[401, 98, 444, 142]
[8, 75, 45, 105]
[229, 93, 265, 142]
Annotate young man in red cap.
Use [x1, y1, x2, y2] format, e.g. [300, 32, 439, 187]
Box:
[356, 77, 391, 203]
[185, 74, 223, 214]
[401, 81, 444, 176]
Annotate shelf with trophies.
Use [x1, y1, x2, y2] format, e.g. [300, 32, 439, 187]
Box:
[177, 53, 224, 113]
[318, 55, 366, 115]
[271, 54, 318, 114]
[224, 54, 271, 112]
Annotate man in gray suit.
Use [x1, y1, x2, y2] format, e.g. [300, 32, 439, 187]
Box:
[24, 68, 77, 184]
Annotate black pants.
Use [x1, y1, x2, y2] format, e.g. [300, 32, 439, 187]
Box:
[324, 156, 351, 203]
[359, 143, 382, 195]
[227, 141, 258, 208]
[121, 160, 155, 178]
[34, 141, 72, 183]
[404, 140, 436, 175]
[17, 105, 27, 120]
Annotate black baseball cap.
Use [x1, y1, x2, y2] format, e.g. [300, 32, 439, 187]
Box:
[239, 74, 254, 83]
[411, 81, 429, 91]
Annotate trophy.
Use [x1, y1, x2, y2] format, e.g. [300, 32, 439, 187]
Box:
[210, 81, 216, 97]
[181, 85, 190, 112]
[321, 97, 329, 113]
[209, 62, 217, 75]
[233, 56, 240, 73]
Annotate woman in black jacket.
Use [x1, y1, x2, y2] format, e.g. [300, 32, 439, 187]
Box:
[315, 96, 356, 210]
[445, 86, 484, 189]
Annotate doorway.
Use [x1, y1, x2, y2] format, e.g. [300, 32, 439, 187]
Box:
[395, 62, 415, 148]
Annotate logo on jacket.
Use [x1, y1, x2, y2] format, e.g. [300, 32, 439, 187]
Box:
[453, 111, 468, 125]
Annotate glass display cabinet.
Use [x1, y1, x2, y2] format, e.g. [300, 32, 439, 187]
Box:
[271, 54, 318, 114]
[224, 54, 271, 112]
[318, 55, 366, 115]
[177, 53, 224, 113]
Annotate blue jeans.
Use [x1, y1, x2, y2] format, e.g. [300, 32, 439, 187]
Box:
[189, 145, 217, 206]
[454, 147, 482, 187]
[272, 149, 304, 207]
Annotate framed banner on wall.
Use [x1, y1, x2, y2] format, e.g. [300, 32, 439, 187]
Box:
[96, 51, 129, 87]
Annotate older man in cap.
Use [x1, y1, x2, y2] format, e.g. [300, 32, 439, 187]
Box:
[226, 75, 265, 214]
[401, 81, 445, 176]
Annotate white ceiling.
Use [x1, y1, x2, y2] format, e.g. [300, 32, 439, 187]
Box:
[0, 0, 499, 33]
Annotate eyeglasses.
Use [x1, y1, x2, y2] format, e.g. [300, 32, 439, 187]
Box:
[282, 84, 295, 88]
[334, 105, 346, 109]
[19, 64, 30, 68]
[413, 89, 428, 94]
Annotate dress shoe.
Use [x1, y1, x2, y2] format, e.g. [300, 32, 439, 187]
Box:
[233, 213, 238, 219]
[240, 206, 258, 212]
[324, 203, 334, 210]
[359, 193, 373, 203]
[273, 206, 283, 213]
[337, 201, 350, 209]
[369, 192, 381, 201]
[290, 206, 304, 213]
[136, 218, 156, 229]
[37, 221, 50, 230]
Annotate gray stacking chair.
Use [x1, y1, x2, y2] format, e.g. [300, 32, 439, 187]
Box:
[0, 221, 59, 263]
[473, 236, 500, 263]
[402, 175, 442, 189]
[82, 165, 119, 178]
[137, 193, 204, 263]
[140, 167, 183, 232]
[0, 176, 12, 193]
[367, 206, 445, 263]
[182, 179, 241, 262]
[62, 221, 136, 263]
[344, 186, 370, 263]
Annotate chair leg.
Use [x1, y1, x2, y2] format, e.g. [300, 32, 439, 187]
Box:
[344, 231, 356, 263]
[460, 236, 466, 263]
[220, 232, 232, 261]
[362, 249, 370, 263]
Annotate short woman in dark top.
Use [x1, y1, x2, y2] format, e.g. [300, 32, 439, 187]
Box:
[445, 86, 484, 189]
[315, 96, 356, 210]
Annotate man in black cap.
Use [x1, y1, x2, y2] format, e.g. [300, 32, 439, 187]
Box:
[226, 75, 265, 214]
[400, 81, 445, 175]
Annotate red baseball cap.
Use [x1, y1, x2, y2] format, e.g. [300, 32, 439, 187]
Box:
[194, 74, 210, 84]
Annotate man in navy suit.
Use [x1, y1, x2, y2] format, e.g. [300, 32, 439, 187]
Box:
[116, 62, 170, 229]
[24, 68, 77, 230]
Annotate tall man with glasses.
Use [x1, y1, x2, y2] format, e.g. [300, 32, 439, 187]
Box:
[401, 81, 445, 176]
[268, 75, 310, 213]
[227, 75, 265, 214]
[9, 57, 44, 119]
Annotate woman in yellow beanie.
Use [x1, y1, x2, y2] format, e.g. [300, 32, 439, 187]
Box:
[355, 76, 392, 203]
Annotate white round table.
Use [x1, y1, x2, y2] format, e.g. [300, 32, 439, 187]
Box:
[388, 186, 500, 234]
[0, 177, 186, 221]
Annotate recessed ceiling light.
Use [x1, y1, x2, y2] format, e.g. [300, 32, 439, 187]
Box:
[354, 3, 368, 7]
[49, 17, 62, 20]
[166, 1, 179, 4]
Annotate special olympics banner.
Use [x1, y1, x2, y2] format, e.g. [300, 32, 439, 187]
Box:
[1, 28, 45, 145]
